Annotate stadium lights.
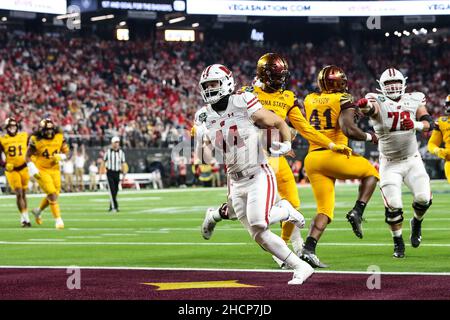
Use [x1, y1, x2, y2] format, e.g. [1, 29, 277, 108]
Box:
[119, 21, 126, 26]
[1, 17, 7, 22]
[168, 16, 186, 24]
[420, 27, 428, 34]
[412, 29, 419, 35]
[385, 32, 389, 37]
[56, 13, 79, 20]
[42, 18, 46, 22]
[432, 28, 437, 32]
[156, 22, 163, 27]
[403, 31, 410, 36]
[192, 22, 199, 28]
[91, 14, 114, 22]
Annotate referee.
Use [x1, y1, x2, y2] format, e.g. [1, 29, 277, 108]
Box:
[104, 136, 127, 213]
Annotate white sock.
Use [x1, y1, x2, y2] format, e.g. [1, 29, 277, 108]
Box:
[391, 229, 402, 237]
[56, 217, 64, 225]
[268, 204, 290, 225]
[21, 212, 30, 223]
[414, 213, 424, 221]
[290, 226, 302, 242]
[210, 208, 222, 222]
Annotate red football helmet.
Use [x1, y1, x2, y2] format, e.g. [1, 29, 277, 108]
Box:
[256, 53, 290, 92]
[317, 65, 348, 93]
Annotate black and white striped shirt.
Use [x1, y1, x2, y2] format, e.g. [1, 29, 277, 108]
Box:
[104, 149, 126, 172]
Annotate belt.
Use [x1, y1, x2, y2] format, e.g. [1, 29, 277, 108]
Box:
[13, 163, 27, 171]
[383, 154, 418, 162]
[228, 166, 260, 181]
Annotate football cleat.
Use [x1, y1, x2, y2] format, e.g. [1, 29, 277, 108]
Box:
[410, 218, 422, 248]
[288, 261, 314, 285]
[300, 248, 329, 268]
[346, 209, 364, 239]
[201, 208, 217, 240]
[272, 255, 290, 270]
[32, 208, 43, 225]
[55, 219, 64, 230]
[21, 221, 32, 228]
[393, 236, 405, 258]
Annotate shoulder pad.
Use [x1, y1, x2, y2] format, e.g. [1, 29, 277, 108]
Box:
[408, 92, 426, 103]
[194, 106, 208, 125]
[241, 91, 258, 104]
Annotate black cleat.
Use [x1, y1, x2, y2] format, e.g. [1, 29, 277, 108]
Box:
[410, 218, 422, 248]
[346, 209, 364, 239]
[21, 222, 32, 228]
[300, 248, 329, 268]
[393, 236, 405, 258]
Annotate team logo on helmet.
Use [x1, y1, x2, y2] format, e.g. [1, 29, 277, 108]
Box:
[377, 68, 407, 100]
[4, 118, 19, 136]
[39, 118, 56, 139]
[256, 53, 290, 92]
[199, 64, 235, 105]
[317, 65, 348, 93]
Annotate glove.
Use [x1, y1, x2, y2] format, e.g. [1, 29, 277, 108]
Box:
[329, 143, 353, 158]
[5, 163, 14, 172]
[269, 141, 292, 156]
[27, 162, 41, 180]
[366, 132, 378, 144]
[356, 98, 374, 115]
[400, 117, 415, 130]
[52, 153, 67, 164]
[434, 148, 449, 160]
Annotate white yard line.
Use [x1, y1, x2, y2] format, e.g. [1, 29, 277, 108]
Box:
[0, 265, 448, 276]
[0, 241, 449, 247]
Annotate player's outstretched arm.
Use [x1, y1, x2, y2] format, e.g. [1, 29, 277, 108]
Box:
[287, 105, 352, 157]
[339, 108, 377, 143]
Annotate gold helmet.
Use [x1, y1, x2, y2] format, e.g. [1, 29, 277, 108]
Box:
[256, 53, 290, 92]
[445, 95, 450, 115]
[4, 117, 19, 136]
[317, 65, 348, 93]
[39, 118, 56, 139]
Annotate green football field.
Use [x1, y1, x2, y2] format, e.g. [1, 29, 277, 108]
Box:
[0, 181, 449, 273]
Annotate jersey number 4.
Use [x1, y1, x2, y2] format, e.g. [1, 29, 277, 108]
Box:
[388, 111, 410, 131]
[42, 149, 57, 159]
[309, 108, 334, 130]
[215, 125, 244, 153]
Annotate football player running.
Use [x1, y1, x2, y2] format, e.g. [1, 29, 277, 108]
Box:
[26, 119, 70, 230]
[428, 95, 450, 183]
[300, 65, 380, 268]
[357, 67, 434, 258]
[199, 54, 352, 268]
[0, 118, 31, 227]
[196, 63, 313, 284]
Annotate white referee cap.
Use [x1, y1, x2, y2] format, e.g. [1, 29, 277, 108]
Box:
[111, 136, 120, 143]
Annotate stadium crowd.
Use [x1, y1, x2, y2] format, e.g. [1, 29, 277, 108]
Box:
[0, 31, 448, 150]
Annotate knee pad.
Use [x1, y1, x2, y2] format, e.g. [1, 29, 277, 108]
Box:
[412, 199, 432, 212]
[385, 207, 404, 225]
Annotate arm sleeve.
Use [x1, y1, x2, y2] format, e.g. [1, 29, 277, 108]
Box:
[427, 123, 443, 153]
[287, 101, 333, 148]
[241, 91, 262, 117]
[121, 151, 126, 163]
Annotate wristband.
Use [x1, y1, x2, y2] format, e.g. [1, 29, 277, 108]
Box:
[365, 133, 373, 141]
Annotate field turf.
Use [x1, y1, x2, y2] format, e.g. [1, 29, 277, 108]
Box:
[0, 181, 449, 273]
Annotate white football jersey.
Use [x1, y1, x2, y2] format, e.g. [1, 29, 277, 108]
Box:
[200, 91, 266, 174]
[366, 92, 426, 160]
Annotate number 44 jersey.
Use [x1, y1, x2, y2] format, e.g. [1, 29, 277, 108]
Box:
[366, 92, 425, 160]
[200, 91, 266, 175]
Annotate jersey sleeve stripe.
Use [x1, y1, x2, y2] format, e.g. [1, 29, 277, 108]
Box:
[247, 100, 259, 109]
[246, 97, 257, 106]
